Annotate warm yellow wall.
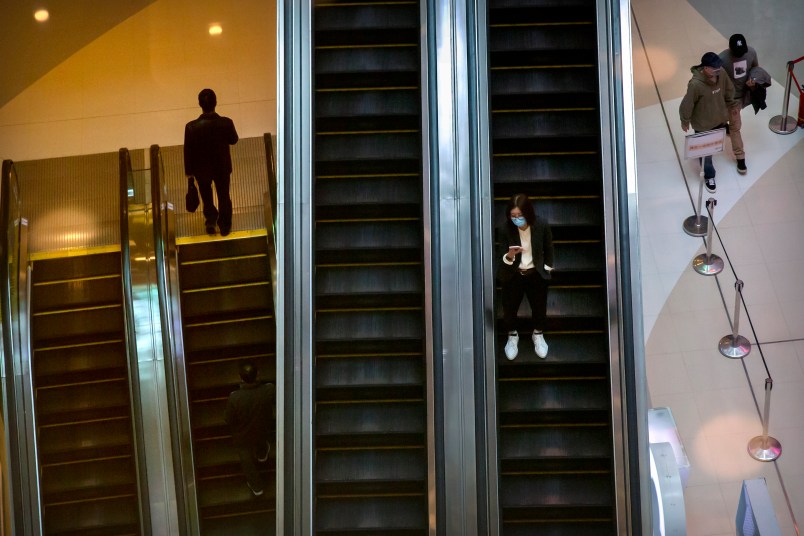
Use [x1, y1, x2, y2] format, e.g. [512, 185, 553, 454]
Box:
[0, 0, 277, 162]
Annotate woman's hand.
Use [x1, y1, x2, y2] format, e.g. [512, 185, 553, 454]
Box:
[506, 246, 523, 261]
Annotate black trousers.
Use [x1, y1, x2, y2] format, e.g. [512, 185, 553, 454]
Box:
[502, 269, 548, 333]
[197, 174, 232, 229]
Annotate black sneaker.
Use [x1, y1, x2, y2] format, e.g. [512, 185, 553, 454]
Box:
[205, 224, 216, 235]
[704, 177, 716, 193]
[737, 159, 747, 175]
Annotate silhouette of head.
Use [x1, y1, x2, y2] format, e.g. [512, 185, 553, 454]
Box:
[198, 88, 217, 113]
[239, 361, 258, 384]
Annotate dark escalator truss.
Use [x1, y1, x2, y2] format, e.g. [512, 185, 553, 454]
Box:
[488, 0, 616, 534]
[313, 1, 429, 534]
[30, 252, 143, 535]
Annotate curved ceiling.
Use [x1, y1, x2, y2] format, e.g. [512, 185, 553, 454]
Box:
[0, 0, 156, 109]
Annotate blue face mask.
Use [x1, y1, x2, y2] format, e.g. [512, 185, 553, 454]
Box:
[511, 216, 526, 227]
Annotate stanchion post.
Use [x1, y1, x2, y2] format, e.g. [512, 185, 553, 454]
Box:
[683, 174, 709, 237]
[692, 198, 723, 275]
[748, 378, 782, 461]
[769, 61, 798, 134]
[719, 279, 751, 358]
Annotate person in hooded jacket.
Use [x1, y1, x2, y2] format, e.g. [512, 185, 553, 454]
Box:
[679, 52, 737, 194]
[225, 361, 275, 496]
[719, 33, 760, 175]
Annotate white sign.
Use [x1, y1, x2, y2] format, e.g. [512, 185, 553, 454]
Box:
[684, 128, 727, 159]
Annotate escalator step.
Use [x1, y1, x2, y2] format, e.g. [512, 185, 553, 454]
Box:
[316, 496, 426, 535]
[33, 341, 126, 383]
[317, 448, 426, 495]
[316, 47, 419, 89]
[32, 276, 122, 312]
[316, 309, 422, 342]
[496, 331, 607, 372]
[499, 426, 610, 470]
[201, 510, 275, 536]
[317, 402, 424, 447]
[500, 473, 612, 511]
[316, 89, 420, 133]
[181, 282, 272, 321]
[178, 236, 269, 263]
[493, 110, 599, 140]
[43, 495, 139, 535]
[180, 254, 270, 291]
[502, 522, 614, 536]
[38, 417, 133, 465]
[32, 306, 124, 346]
[315, 2, 418, 46]
[35, 378, 131, 424]
[197, 472, 276, 512]
[316, 265, 422, 308]
[490, 67, 598, 100]
[32, 252, 120, 282]
[183, 316, 275, 354]
[316, 175, 421, 214]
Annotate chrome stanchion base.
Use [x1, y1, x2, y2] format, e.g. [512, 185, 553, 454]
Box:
[769, 115, 798, 135]
[683, 215, 709, 237]
[719, 334, 751, 358]
[692, 253, 723, 275]
[747, 435, 782, 462]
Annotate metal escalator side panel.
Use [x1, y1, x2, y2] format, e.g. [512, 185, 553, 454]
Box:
[120, 148, 153, 535]
[0, 160, 39, 535]
[151, 143, 201, 536]
[593, 0, 651, 531]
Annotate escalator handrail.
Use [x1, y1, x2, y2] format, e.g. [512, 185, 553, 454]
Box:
[262, 133, 279, 313]
[0, 159, 37, 535]
[118, 148, 153, 535]
[149, 144, 200, 535]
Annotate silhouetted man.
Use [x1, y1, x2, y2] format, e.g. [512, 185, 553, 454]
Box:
[184, 88, 238, 236]
[224, 361, 274, 496]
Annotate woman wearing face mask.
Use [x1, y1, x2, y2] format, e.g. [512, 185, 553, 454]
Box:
[497, 193, 554, 360]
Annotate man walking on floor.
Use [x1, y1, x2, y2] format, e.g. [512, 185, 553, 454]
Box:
[679, 52, 736, 193]
[719, 33, 759, 175]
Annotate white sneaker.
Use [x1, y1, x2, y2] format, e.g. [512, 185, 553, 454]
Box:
[504, 332, 519, 360]
[533, 332, 548, 358]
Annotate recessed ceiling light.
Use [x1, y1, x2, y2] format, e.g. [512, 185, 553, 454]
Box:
[209, 24, 222, 36]
[34, 9, 49, 22]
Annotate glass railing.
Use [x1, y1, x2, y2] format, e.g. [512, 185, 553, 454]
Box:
[0, 159, 37, 534]
[150, 144, 199, 535]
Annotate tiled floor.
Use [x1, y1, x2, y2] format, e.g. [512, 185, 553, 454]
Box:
[631, 0, 804, 532]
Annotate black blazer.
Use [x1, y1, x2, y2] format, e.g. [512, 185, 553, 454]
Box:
[183, 112, 239, 179]
[496, 216, 554, 282]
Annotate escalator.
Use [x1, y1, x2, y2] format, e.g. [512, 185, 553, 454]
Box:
[177, 235, 276, 534]
[30, 252, 143, 535]
[488, 0, 616, 533]
[312, 1, 428, 534]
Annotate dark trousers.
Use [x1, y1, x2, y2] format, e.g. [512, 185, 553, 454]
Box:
[236, 444, 263, 490]
[502, 269, 548, 333]
[197, 174, 232, 229]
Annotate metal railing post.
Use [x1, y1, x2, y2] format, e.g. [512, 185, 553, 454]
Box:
[692, 198, 723, 275]
[747, 378, 782, 461]
[769, 61, 798, 134]
[683, 174, 709, 236]
[718, 279, 751, 358]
